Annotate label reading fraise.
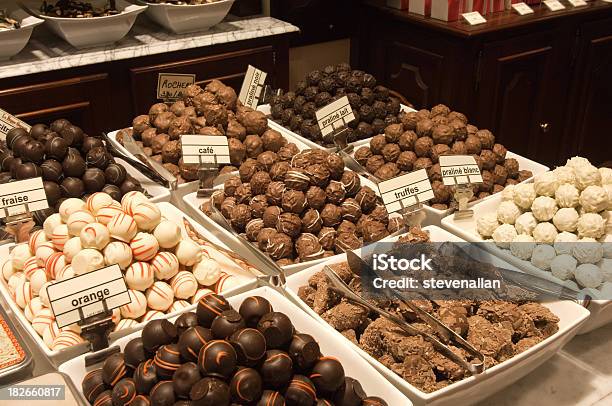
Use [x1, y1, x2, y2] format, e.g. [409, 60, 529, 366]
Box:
[0, 177, 48, 219]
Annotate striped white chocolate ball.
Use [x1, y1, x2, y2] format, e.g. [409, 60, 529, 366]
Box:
[146, 281, 174, 311]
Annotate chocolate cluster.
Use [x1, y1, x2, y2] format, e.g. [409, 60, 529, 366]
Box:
[40, 0, 120, 17]
[207, 149, 402, 266]
[269, 63, 402, 147]
[353, 105, 533, 210]
[1, 119, 142, 212]
[83, 293, 388, 406]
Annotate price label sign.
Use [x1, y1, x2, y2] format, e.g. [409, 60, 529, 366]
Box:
[157, 73, 196, 101]
[377, 169, 434, 214]
[461, 11, 487, 25]
[238, 65, 268, 109]
[512, 2, 534, 14]
[0, 108, 30, 140]
[0, 177, 48, 218]
[544, 0, 566, 11]
[439, 155, 483, 186]
[567, 0, 587, 6]
[315, 96, 356, 138]
[47, 265, 130, 328]
[181, 135, 231, 165]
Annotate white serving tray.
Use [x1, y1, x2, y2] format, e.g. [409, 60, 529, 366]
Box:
[0, 202, 257, 365]
[0, 9, 44, 61]
[59, 286, 412, 406]
[440, 188, 612, 335]
[139, 0, 234, 34]
[120, 157, 171, 203]
[284, 225, 591, 406]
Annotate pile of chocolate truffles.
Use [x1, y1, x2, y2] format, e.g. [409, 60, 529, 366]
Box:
[269, 63, 402, 147]
[208, 148, 403, 266]
[353, 105, 533, 210]
[298, 230, 561, 393]
[1, 119, 143, 211]
[118, 80, 290, 183]
[83, 293, 388, 406]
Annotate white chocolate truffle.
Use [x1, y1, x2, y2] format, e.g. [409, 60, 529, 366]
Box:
[63, 237, 82, 263]
[32, 308, 55, 335]
[577, 213, 606, 239]
[24, 297, 44, 322]
[575, 164, 602, 190]
[492, 224, 517, 249]
[120, 289, 147, 319]
[121, 191, 148, 216]
[52, 330, 85, 351]
[132, 202, 162, 231]
[534, 171, 558, 197]
[214, 273, 242, 294]
[599, 167, 612, 185]
[104, 241, 133, 270]
[96, 203, 124, 225]
[510, 234, 536, 260]
[602, 234, 612, 259]
[193, 259, 223, 286]
[43, 322, 60, 348]
[107, 213, 138, 242]
[23, 257, 39, 279]
[59, 198, 86, 222]
[130, 232, 160, 261]
[554, 231, 579, 255]
[573, 237, 603, 264]
[575, 263, 603, 288]
[125, 262, 154, 291]
[86, 192, 114, 214]
[15, 281, 32, 309]
[175, 240, 203, 267]
[72, 248, 105, 275]
[476, 213, 499, 238]
[7, 272, 26, 297]
[2, 260, 14, 281]
[566, 156, 592, 169]
[11, 243, 32, 271]
[533, 222, 558, 244]
[51, 224, 70, 251]
[80, 223, 111, 250]
[555, 184, 580, 208]
[56, 264, 75, 280]
[141, 310, 165, 322]
[550, 254, 577, 281]
[35, 242, 55, 267]
[45, 252, 66, 280]
[532, 196, 558, 222]
[30, 268, 47, 295]
[531, 244, 556, 270]
[497, 201, 522, 225]
[513, 184, 536, 210]
[501, 184, 515, 201]
[169, 301, 190, 313]
[38, 282, 53, 307]
[153, 220, 182, 249]
[170, 271, 198, 300]
[553, 208, 579, 232]
[67, 210, 95, 236]
[580, 185, 609, 213]
[150, 252, 179, 280]
[43, 213, 63, 238]
[599, 258, 612, 283]
[114, 319, 139, 332]
[28, 230, 48, 254]
[146, 281, 174, 311]
[554, 166, 577, 187]
[192, 288, 214, 304]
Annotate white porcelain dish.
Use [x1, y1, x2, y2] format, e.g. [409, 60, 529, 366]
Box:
[118, 157, 171, 203]
[0, 202, 257, 365]
[20, 0, 147, 49]
[0, 9, 43, 61]
[59, 286, 412, 406]
[284, 225, 591, 406]
[140, 0, 234, 34]
[440, 190, 612, 335]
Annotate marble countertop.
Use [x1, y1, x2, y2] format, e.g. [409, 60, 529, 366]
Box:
[0, 15, 299, 79]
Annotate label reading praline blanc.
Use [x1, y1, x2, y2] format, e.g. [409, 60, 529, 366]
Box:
[0, 177, 48, 219]
[181, 135, 231, 165]
[47, 265, 130, 329]
[0, 108, 31, 140]
[439, 155, 483, 186]
[377, 169, 434, 214]
[238, 65, 268, 109]
[315, 96, 356, 137]
[157, 73, 196, 101]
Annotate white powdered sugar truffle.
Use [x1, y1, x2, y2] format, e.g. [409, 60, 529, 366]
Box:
[146, 281, 174, 311]
[533, 222, 558, 244]
[492, 224, 517, 249]
[554, 232, 579, 255]
[530, 244, 556, 270]
[63, 237, 82, 263]
[193, 259, 223, 286]
[153, 220, 182, 249]
[67, 210, 95, 236]
[175, 240, 203, 267]
[553, 208, 579, 232]
[573, 238, 603, 264]
[580, 185, 609, 213]
[532, 196, 558, 222]
[59, 198, 86, 222]
[497, 201, 522, 225]
[599, 167, 612, 185]
[534, 171, 558, 197]
[575, 164, 602, 190]
[555, 184, 580, 208]
[501, 184, 516, 201]
[566, 156, 592, 170]
[477, 213, 499, 238]
[550, 254, 577, 281]
[515, 212, 538, 236]
[554, 166, 577, 187]
[43, 213, 63, 238]
[599, 258, 612, 282]
[575, 264, 603, 289]
[577, 212, 606, 239]
[510, 234, 536, 260]
[513, 183, 536, 210]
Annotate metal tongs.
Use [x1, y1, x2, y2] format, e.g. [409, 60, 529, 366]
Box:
[337, 148, 381, 184]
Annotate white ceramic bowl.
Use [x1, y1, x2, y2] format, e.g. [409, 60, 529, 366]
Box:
[284, 226, 591, 406]
[140, 0, 234, 34]
[0, 9, 43, 61]
[58, 285, 412, 405]
[20, 0, 146, 49]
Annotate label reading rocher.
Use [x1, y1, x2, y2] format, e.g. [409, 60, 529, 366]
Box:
[439, 155, 483, 186]
[238, 65, 268, 109]
[377, 169, 434, 214]
[157, 73, 196, 101]
[181, 134, 231, 165]
[0, 108, 31, 140]
[0, 177, 48, 218]
[315, 96, 356, 138]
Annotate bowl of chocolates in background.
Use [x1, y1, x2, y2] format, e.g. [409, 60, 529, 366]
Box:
[0, 192, 256, 364]
[20, 0, 147, 48]
[61, 288, 410, 406]
[0, 9, 44, 61]
[264, 63, 414, 149]
[183, 148, 407, 274]
[138, 0, 234, 34]
[284, 225, 590, 406]
[110, 79, 310, 192]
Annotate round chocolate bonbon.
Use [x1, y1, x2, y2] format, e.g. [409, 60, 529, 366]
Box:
[285, 375, 316, 406]
[260, 350, 293, 388]
[102, 352, 130, 387]
[333, 377, 366, 406]
[257, 312, 294, 349]
[172, 362, 201, 398]
[124, 337, 148, 369]
[197, 340, 237, 379]
[150, 380, 176, 406]
[178, 326, 213, 363]
[62, 147, 86, 177]
[142, 319, 177, 352]
[238, 296, 272, 328]
[229, 328, 267, 366]
[310, 357, 345, 393]
[111, 378, 136, 406]
[174, 312, 199, 335]
[257, 390, 285, 406]
[230, 367, 262, 404]
[211, 310, 246, 339]
[196, 293, 232, 328]
[154, 343, 182, 380]
[82, 368, 106, 404]
[134, 360, 158, 394]
[105, 163, 127, 185]
[289, 333, 321, 371]
[45, 136, 69, 161]
[189, 377, 230, 406]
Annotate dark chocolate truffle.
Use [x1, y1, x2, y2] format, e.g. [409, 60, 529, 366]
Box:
[310, 357, 345, 393]
[21, 139, 45, 164]
[333, 377, 366, 406]
[285, 375, 316, 406]
[15, 162, 42, 180]
[229, 328, 267, 366]
[238, 296, 273, 327]
[82, 368, 106, 404]
[62, 148, 86, 177]
[142, 319, 178, 352]
[257, 391, 285, 406]
[289, 333, 320, 371]
[196, 293, 232, 328]
[86, 146, 112, 170]
[150, 380, 175, 406]
[60, 177, 84, 198]
[134, 360, 158, 394]
[83, 168, 106, 192]
[257, 312, 294, 349]
[102, 352, 130, 386]
[198, 340, 237, 379]
[102, 184, 121, 201]
[124, 337, 148, 370]
[174, 312, 199, 335]
[41, 159, 63, 182]
[82, 137, 104, 154]
[112, 378, 137, 406]
[229, 368, 262, 404]
[189, 377, 230, 406]
[104, 163, 127, 186]
[211, 310, 246, 339]
[172, 362, 201, 399]
[261, 350, 293, 388]
[178, 326, 213, 363]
